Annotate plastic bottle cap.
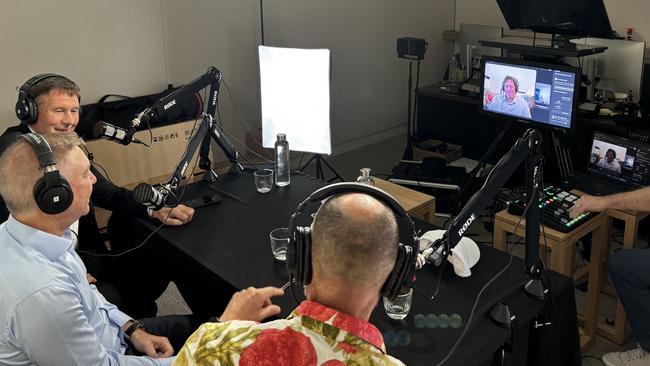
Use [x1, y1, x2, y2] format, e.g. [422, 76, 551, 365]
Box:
[277, 133, 286, 141]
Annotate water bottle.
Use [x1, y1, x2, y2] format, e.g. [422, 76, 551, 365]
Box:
[356, 168, 375, 186]
[274, 133, 290, 186]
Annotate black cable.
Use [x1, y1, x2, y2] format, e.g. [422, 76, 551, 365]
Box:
[215, 109, 268, 171]
[413, 257, 448, 302]
[81, 144, 114, 185]
[221, 78, 274, 160]
[434, 253, 514, 366]
[78, 115, 204, 258]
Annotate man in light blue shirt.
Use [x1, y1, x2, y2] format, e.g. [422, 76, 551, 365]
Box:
[485, 75, 532, 119]
[0, 132, 286, 365]
[0, 133, 178, 365]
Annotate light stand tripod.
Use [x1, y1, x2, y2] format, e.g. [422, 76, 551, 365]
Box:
[299, 154, 344, 183]
[401, 58, 423, 160]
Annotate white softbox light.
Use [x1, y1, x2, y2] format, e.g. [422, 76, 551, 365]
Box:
[259, 46, 331, 155]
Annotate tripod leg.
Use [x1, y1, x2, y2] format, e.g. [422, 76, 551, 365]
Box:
[321, 158, 344, 182]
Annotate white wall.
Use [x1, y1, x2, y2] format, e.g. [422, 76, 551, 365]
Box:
[160, 0, 262, 162]
[0, 0, 168, 131]
[0, 1, 454, 159]
[455, 0, 650, 42]
[263, 0, 454, 154]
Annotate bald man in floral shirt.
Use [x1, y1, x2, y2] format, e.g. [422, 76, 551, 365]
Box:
[174, 193, 405, 366]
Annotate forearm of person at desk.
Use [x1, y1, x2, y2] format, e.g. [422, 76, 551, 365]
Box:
[570, 186, 650, 217]
[91, 165, 194, 225]
[13, 286, 171, 366]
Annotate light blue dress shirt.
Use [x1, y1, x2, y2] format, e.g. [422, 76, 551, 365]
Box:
[0, 215, 173, 365]
[487, 94, 532, 119]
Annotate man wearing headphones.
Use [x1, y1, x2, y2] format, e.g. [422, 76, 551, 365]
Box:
[0, 132, 280, 365]
[597, 148, 622, 174]
[175, 191, 408, 365]
[0, 74, 232, 320]
[485, 75, 532, 119]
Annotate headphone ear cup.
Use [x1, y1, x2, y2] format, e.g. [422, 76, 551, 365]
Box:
[33, 173, 73, 215]
[301, 227, 312, 285]
[15, 95, 38, 124]
[26, 96, 38, 124]
[381, 244, 416, 300]
[287, 226, 309, 284]
[286, 227, 299, 279]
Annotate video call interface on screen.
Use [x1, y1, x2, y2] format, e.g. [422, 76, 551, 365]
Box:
[482, 59, 577, 129]
[588, 132, 650, 187]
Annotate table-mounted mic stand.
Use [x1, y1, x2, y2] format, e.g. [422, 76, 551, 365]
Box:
[421, 128, 547, 327]
[129, 67, 243, 198]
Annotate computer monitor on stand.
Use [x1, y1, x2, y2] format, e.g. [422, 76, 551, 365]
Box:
[462, 56, 581, 196]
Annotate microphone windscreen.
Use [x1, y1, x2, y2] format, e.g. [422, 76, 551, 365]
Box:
[132, 183, 155, 204]
[93, 121, 106, 138]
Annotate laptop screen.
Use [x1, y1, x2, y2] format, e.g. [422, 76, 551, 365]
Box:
[587, 131, 650, 187]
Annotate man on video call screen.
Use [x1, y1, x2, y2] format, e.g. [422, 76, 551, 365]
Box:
[484, 75, 532, 119]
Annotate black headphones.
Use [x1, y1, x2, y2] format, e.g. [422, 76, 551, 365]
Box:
[16, 74, 79, 125]
[20, 133, 73, 214]
[286, 182, 418, 300]
[501, 76, 519, 93]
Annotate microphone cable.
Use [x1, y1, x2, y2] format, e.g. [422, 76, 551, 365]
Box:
[222, 78, 274, 161]
[77, 135, 203, 258]
[427, 173, 540, 365]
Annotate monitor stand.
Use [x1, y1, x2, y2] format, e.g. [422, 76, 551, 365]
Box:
[479, 36, 607, 59]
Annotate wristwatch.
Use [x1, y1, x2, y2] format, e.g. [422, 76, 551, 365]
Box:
[146, 208, 155, 218]
[124, 319, 146, 339]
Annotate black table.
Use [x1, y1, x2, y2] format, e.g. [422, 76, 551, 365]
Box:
[137, 171, 580, 365]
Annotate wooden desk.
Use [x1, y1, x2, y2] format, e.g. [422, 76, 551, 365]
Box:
[596, 208, 649, 344]
[373, 178, 436, 223]
[493, 209, 609, 351]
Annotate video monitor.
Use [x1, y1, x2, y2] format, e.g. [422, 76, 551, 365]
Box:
[481, 56, 580, 129]
[587, 131, 650, 187]
[496, 0, 613, 38]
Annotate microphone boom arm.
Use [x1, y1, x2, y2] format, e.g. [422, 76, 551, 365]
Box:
[135, 67, 241, 199]
[131, 66, 221, 129]
[427, 128, 546, 299]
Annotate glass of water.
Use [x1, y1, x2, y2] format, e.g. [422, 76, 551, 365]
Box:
[269, 227, 290, 261]
[383, 288, 413, 320]
[254, 169, 273, 193]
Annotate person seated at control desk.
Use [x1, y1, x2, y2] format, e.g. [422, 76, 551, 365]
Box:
[174, 192, 407, 366]
[0, 74, 231, 320]
[569, 187, 650, 366]
[0, 132, 285, 365]
[596, 148, 623, 174]
[484, 75, 532, 119]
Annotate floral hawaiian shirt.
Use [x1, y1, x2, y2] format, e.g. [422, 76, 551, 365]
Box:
[174, 300, 405, 366]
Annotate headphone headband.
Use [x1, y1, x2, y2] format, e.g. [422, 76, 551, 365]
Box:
[18, 74, 62, 97]
[286, 182, 418, 300]
[16, 73, 78, 125]
[289, 182, 418, 245]
[20, 133, 57, 168]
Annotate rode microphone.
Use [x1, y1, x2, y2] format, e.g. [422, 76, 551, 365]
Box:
[93, 121, 141, 145]
[132, 183, 167, 210]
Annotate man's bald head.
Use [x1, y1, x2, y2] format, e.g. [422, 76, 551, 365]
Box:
[311, 193, 399, 291]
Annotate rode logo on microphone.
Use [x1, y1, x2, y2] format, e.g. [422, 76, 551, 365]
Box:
[163, 100, 176, 110]
[457, 213, 476, 237]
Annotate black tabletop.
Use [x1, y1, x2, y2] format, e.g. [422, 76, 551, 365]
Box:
[138, 170, 580, 365]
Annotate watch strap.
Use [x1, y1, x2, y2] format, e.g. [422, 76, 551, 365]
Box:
[124, 319, 146, 339]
